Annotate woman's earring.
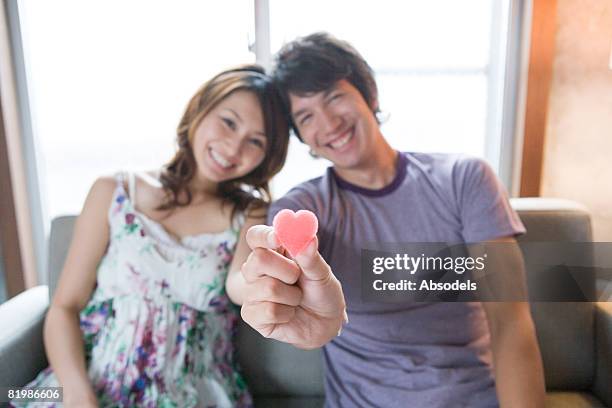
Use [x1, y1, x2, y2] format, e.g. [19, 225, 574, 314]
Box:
[309, 148, 319, 159]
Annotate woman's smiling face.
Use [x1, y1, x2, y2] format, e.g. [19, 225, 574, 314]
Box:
[191, 90, 268, 183]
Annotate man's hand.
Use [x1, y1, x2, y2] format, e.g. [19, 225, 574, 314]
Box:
[240, 225, 347, 349]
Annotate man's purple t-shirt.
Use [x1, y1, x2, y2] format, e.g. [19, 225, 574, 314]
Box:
[267, 152, 525, 408]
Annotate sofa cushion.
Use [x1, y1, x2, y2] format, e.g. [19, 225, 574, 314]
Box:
[545, 391, 606, 407]
[253, 397, 324, 408]
[512, 199, 594, 390]
[236, 322, 324, 398]
[47, 216, 76, 299]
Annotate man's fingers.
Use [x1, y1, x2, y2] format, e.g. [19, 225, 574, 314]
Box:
[241, 247, 301, 284]
[243, 223, 331, 283]
[246, 277, 303, 306]
[246, 225, 278, 250]
[241, 301, 296, 327]
[294, 236, 333, 282]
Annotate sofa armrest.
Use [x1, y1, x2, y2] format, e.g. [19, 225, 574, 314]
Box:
[0, 286, 49, 386]
[594, 301, 612, 406]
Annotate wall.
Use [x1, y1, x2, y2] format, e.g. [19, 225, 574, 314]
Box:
[0, 242, 5, 303]
[540, 0, 612, 241]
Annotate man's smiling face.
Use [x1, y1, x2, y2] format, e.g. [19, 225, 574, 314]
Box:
[289, 79, 380, 170]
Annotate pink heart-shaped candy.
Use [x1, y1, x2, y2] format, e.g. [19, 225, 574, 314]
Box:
[272, 209, 319, 257]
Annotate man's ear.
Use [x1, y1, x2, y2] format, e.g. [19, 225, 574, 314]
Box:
[370, 96, 382, 124]
[370, 95, 380, 113]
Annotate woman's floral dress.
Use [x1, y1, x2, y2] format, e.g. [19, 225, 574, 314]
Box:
[12, 172, 253, 407]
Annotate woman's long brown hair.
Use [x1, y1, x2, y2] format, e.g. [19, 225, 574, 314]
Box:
[156, 65, 289, 222]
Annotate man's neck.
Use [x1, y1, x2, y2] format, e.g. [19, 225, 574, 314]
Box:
[333, 139, 398, 190]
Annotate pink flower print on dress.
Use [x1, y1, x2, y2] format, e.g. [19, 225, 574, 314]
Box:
[124, 213, 139, 234]
[216, 241, 233, 267]
[155, 279, 170, 298]
[208, 294, 229, 313]
[127, 263, 150, 294]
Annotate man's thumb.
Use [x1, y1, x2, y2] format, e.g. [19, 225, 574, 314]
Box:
[294, 236, 331, 281]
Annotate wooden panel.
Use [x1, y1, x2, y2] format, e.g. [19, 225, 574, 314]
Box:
[520, 0, 558, 197]
[0, 93, 25, 297]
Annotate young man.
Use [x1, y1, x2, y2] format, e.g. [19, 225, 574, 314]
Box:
[237, 33, 545, 407]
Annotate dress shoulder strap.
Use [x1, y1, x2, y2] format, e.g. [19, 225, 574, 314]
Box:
[128, 172, 137, 207]
[114, 171, 126, 187]
[231, 211, 246, 234]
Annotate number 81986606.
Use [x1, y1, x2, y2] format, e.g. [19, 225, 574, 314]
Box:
[1, 387, 62, 403]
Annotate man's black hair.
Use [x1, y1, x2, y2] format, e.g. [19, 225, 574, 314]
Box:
[272, 32, 380, 139]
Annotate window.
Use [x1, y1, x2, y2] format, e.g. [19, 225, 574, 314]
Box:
[17, 0, 254, 222]
[17, 0, 514, 227]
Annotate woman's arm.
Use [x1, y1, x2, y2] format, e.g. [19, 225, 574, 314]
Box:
[43, 177, 116, 406]
[225, 212, 267, 306]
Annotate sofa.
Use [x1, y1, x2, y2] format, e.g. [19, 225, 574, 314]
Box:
[0, 198, 610, 407]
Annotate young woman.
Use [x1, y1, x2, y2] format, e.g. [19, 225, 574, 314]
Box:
[12, 65, 289, 407]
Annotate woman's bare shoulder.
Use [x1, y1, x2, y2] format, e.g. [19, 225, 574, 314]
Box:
[87, 175, 120, 206]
